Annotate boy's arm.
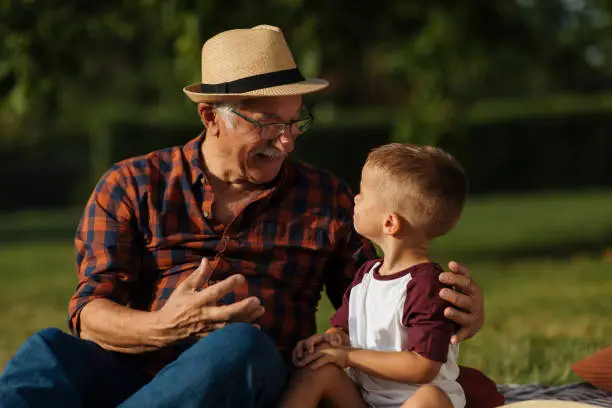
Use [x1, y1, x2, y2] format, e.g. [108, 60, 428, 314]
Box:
[346, 349, 441, 384]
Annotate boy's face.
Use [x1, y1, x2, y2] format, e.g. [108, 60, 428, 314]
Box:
[353, 165, 387, 240]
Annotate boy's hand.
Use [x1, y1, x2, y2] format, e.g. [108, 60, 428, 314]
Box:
[292, 331, 345, 366]
[297, 344, 349, 370]
[292, 334, 324, 366]
[321, 331, 344, 347]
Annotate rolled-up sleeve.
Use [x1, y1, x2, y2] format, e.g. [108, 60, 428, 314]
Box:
[68, 165, 141, 336]
[401, 267, 457, 362]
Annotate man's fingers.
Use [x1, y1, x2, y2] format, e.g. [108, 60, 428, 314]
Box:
[207, 297, 264, 323]
[443, 306, 473, 328]
[445, 306, 476, 344]
[192, 319, 227, 337]
[178, 258, 214, 292]
[440, 287, 472, 311]
[196, 258, 215, 288]
[226, 297, 265, 322]
[450, 326, 472, 345]
[439, 272, 474, 295]
[197, 274, 246, 304]
[448, 261, 470, 278]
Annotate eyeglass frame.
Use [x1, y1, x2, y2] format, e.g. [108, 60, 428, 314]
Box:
[229, 106, 314, 139]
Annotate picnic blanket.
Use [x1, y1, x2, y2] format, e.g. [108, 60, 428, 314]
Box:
[499, 383, 612, 407]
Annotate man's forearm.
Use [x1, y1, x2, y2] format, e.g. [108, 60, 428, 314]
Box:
[347, 349, 441, 384]
[79, 299, 171, 353]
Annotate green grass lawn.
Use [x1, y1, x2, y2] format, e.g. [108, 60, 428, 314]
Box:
[1, 190, 612, 385]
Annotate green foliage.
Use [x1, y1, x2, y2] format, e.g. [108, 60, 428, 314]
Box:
[1, 1, 148, 139]
[4, 1, 612, 147]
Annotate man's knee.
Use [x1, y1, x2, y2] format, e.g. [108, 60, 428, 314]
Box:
[221, 323, 272, 352]
[145, 323, 287, 407]
[15, 328, 73, 355]
[20, 327, 101, 366]
[2, 328, 79, 383]
[183, 322, 286, 388]
[193, 323, 277, 363]
[34, 328, 72, 345]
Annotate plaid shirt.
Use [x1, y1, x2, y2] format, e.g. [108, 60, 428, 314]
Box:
[68, 134, 376, 375]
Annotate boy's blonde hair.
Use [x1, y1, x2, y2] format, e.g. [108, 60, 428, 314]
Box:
[365, 143, 468, 239]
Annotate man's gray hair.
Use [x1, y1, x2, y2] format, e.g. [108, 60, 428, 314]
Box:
[210, 101, 242, 128]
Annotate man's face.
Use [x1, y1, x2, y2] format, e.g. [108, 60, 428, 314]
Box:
[217, 95, 303, 184]
[353, 165, 386, 240]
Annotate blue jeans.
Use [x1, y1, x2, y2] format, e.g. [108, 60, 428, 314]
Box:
[0, 323, 288, 408]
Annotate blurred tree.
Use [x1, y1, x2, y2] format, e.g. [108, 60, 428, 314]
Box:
[3, 0, 612, 152]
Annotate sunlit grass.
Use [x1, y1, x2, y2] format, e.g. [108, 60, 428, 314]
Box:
[0, 242, 76, 367]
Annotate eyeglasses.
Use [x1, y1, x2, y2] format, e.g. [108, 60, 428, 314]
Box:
[229, 106, 314, 140]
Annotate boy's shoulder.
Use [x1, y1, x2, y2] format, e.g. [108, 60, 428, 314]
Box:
[408, 262, 443, 276]
[406, 262, 445, 288]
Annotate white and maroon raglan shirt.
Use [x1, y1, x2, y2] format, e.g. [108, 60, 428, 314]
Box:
[330, 259, 466, 408]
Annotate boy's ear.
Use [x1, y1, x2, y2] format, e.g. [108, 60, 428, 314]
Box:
[382, 212, 402, 236]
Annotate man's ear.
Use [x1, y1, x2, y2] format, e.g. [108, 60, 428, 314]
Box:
[198, 104, 219, 136]
[383, 212, 402, 236]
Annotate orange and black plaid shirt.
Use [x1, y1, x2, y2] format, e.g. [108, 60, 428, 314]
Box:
[68, 134, 376, 374]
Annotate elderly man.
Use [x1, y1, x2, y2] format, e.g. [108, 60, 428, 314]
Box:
[0, 25, 484, 408]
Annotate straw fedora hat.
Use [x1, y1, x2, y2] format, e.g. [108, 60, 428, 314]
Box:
[183, 24, 329, 103]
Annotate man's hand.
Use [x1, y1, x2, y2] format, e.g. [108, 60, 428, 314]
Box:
[153, 258, 265, 344]
[292, 331, 343, 366]
[439, 261, 485, 344]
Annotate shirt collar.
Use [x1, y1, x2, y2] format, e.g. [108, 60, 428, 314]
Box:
[182, 133, 206, 187]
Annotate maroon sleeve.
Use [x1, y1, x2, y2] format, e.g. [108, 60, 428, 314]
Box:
[329, 259, 379, 331]
[401, 264, 458, 363]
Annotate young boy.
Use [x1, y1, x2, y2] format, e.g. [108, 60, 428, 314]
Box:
[279, 143, 468, 408]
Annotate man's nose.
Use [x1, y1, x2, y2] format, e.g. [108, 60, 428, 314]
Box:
[275, 132, 295, 153]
